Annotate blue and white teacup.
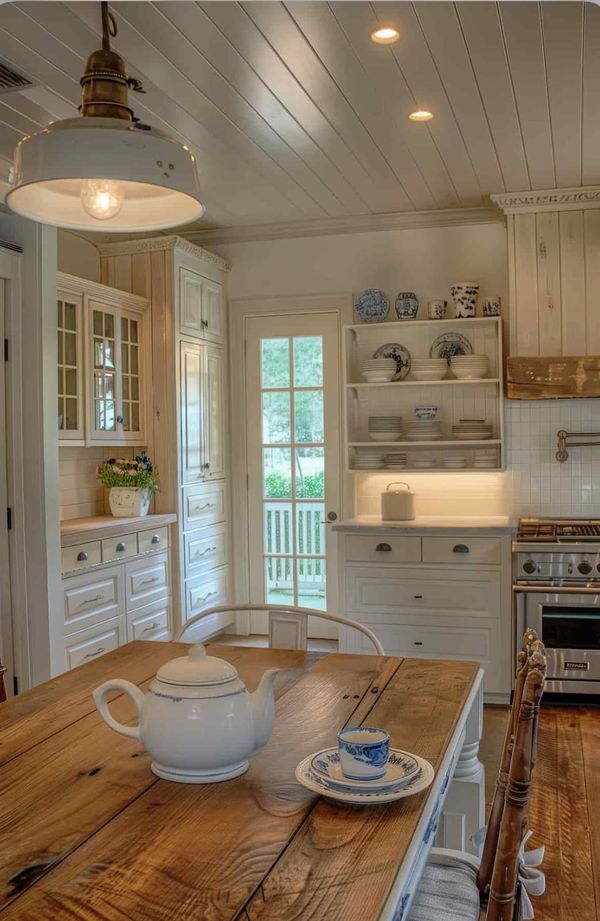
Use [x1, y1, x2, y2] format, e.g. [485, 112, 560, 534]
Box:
[337, 726, 390, 780]
[482, 296, 501, 317]
[428, 299, 447, 320]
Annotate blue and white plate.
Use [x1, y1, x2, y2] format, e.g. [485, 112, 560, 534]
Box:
[310, 747, 420, 793]
[373, 343, 411, 380]
[295, 751, 434, 804]
[355, 289, 390, 323]
[430, 332, 473, 361]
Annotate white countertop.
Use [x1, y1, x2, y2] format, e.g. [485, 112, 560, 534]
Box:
[60, 512, 177, 547]
[333, 515, 515, 534]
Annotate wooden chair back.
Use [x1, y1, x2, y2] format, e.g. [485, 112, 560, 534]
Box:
[175, 602, 385, 656]
[477, 630, 544, 894]
[486, 650, 546, 921]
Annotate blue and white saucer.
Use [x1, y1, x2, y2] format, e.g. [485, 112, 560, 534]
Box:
[310, 747, 420, 793]
[296, 750, 434, 804]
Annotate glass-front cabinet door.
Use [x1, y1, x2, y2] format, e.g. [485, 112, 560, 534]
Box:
[57, 289, 84, 444]
[88, 299, 146, 445]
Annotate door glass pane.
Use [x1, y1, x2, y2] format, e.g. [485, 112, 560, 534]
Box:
[293, 336, 323, 387]
[261, 339, 289, 388]
[265, 556, 294, 607]
[262, 392, 290, 444]
[294, 390, 324, 443]
[296, 503, 325, 556]
[295, 447, 324, 498]
[263, 448, 292, 498]
[297, 558, 326, 610]
[264, 503, 293, 556]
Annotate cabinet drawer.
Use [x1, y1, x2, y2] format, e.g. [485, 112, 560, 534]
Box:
[185, 567, 229, 619]
[344, 535, 421, 564]
[422, 536, 502, 566]
[101, 534, 138, 563]
[127, 597, 170, 642]
[63, 566, 123, 634]
[184, 524, 227, 576]
[183, 482, 228, 530]
[138, 526, 169, 555]
[65, 617, 125, 670]
[126, 552, 169, 611]
[61, 541, 102, 574]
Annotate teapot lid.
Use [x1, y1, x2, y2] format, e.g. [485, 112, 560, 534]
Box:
[157, 645, 239, 687]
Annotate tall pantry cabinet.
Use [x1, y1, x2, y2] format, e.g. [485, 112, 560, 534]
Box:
[97, 236, 232, 639]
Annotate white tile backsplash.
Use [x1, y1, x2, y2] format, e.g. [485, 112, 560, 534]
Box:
[355, 398, 600, 519]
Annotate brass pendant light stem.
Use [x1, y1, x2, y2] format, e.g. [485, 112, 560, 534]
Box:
[79, 1, 144, 121]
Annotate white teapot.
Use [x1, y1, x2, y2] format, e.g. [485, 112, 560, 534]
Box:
[93, 645, 280, 783]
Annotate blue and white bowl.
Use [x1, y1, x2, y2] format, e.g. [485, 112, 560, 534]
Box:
[337, 726, 390, 780]
[414, 405, 438, 421]
[395, 292, 419, 319]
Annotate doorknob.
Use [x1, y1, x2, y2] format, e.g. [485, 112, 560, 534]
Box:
[321, 511, 338, 524]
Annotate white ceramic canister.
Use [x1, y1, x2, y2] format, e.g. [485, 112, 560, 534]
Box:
[381, 482, 415, 521]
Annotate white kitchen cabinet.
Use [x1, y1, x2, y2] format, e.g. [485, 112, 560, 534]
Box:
[57, 273, 150, 447]
[65, 617, 126, 670]
[179, 267, 223, 344]
[180, 340, 226, 485]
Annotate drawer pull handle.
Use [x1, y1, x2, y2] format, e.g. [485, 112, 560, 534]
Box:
[414, 594, 423, 600]
[376, 543, 392, 552]
[201, 318, 209, 328]
[414, 641, 423, 646]
[195, 590, 217, 605]
[142, 622, 160, 633]
[453, 544, 470, 554]
[151, 534, 161, 544]
[84, 646, 106, 659]
[116, 542, 126, 553]
[82, 594, 103, 606]
[193, 546, 217, 559]
[76, 551, 89, 562]
[195, 502, 215, 512]
[140, 577, 158, 586]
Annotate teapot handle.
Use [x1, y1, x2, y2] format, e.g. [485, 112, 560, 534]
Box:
[93, 679, 145, 741]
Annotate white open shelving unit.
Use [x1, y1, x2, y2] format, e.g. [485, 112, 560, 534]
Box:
[343, 316, 504, 473]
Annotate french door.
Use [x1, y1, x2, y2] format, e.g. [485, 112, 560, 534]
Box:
[245, 313, 341, 636]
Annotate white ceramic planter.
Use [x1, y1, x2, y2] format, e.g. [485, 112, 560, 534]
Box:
[109, 486, 151, 518]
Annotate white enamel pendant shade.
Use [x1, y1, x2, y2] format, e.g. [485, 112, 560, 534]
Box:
[7, 117, 205, 232]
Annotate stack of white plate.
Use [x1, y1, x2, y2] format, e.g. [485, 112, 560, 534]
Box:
[443, 455, 468, 469]
[410, 358, 448, 382]
[405, 419, 443, 441]
[450, 355, 490, 380]
[369, 415, 403, 442]
[361, 358, 396, 383]
[384, 452, 408, 468]
[473, 449, 498, 469]
[452, 419, 494, 440]
[353, 449, 385, 469]
[411, 455, 437, 468]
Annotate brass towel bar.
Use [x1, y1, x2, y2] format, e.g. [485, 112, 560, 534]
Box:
[556, 429, 600, 462]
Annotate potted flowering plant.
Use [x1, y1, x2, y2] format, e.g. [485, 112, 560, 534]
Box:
[97, 453, 158, 518]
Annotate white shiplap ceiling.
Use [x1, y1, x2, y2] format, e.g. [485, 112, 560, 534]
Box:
[0, 1, 597, 239]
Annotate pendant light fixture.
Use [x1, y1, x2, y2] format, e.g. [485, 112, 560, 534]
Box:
[6, 2, 204, 232]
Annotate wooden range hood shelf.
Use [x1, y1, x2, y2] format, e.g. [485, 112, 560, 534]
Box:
[506, 355, 600, 399]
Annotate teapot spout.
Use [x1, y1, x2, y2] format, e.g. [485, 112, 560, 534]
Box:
[250, 668, 280, 752]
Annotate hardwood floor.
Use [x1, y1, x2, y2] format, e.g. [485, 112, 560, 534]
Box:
[218, 636, 599, 921]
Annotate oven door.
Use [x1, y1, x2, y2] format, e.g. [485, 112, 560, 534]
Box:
[518, 589, 600, 694]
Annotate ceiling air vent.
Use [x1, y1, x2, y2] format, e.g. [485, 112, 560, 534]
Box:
[0, 59, 33, 94]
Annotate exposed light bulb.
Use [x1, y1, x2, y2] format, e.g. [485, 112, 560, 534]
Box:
[81, 179, 124, 220]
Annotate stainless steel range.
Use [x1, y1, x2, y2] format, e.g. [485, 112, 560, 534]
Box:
[514, 518, 600, 696]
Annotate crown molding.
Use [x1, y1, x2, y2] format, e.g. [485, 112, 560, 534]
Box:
[176, 206, 503, 246]
[491, 186, 600, 215]
[57, 271, 149, 310]
[96, 234, 229, 271]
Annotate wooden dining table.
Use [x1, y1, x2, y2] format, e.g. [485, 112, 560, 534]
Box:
[0, 641, 484, 921]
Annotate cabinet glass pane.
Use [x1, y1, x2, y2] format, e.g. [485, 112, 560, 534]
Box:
[262, 392, 290, 444]
[104, 373, 114, 400]
[263, 502, 293, 556]
[57, 366, 63, 393]
[57, 330, 63, 364]
[297, 558, 326, 610]
[130, 320, 138, 343]
[65, 368, 77, 396]
[263, 447, 291, 498]
[104, 313, 114, 338]
[121, 403, 130, 431]
[104, 342, 114, 369]
[294, 390, 323, 443]
[296, 503, 325, 557]
[131, 403, 139, 431]
[122, 377, 129, 400]
[295, 447, 324, 498]
[94, 339, 103, 368]
[130, 345, 138, 375]
[122, 344, 129, 373]
[95, 399, 115, 431]
[65, 399, 78, 430]
[58, 398, 63, 429]
[64, 333, 76, 366]
[93, 311, 103, 336]
[265, 556, 294, 607]
[261, 339, 289, 388]
[131, 377, 139, 400]
[57, 300, 63, 326]
[293, 337, 323, 387]
[121, 317, 128, 340]
[64, 302, 77, 331]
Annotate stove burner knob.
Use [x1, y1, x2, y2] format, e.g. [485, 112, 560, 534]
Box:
[522, 559, 537, 575]
[578, 560, 593, 575]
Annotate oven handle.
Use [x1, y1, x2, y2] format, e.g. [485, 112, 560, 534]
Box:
[513, 583, 600, 595]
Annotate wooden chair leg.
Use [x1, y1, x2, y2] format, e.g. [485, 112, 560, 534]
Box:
[0, 663, 7, 703]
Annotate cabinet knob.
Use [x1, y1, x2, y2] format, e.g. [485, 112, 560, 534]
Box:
[453, 544, 470, 554]
[116, 415, 124, 425]
[376, 542, 392, 552]
[116, 542, 126, 552]
[151, 534, 161, 544]
[413, 594, 423, 600]
[413, 641, 423, 646]
[76, 551, 88, 562]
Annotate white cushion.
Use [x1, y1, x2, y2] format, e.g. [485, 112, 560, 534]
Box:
[408, 862, 481, 921]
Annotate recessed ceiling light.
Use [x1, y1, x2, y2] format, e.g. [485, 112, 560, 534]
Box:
[409, 110, 434, 122]
[371, 27, 400, 45]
